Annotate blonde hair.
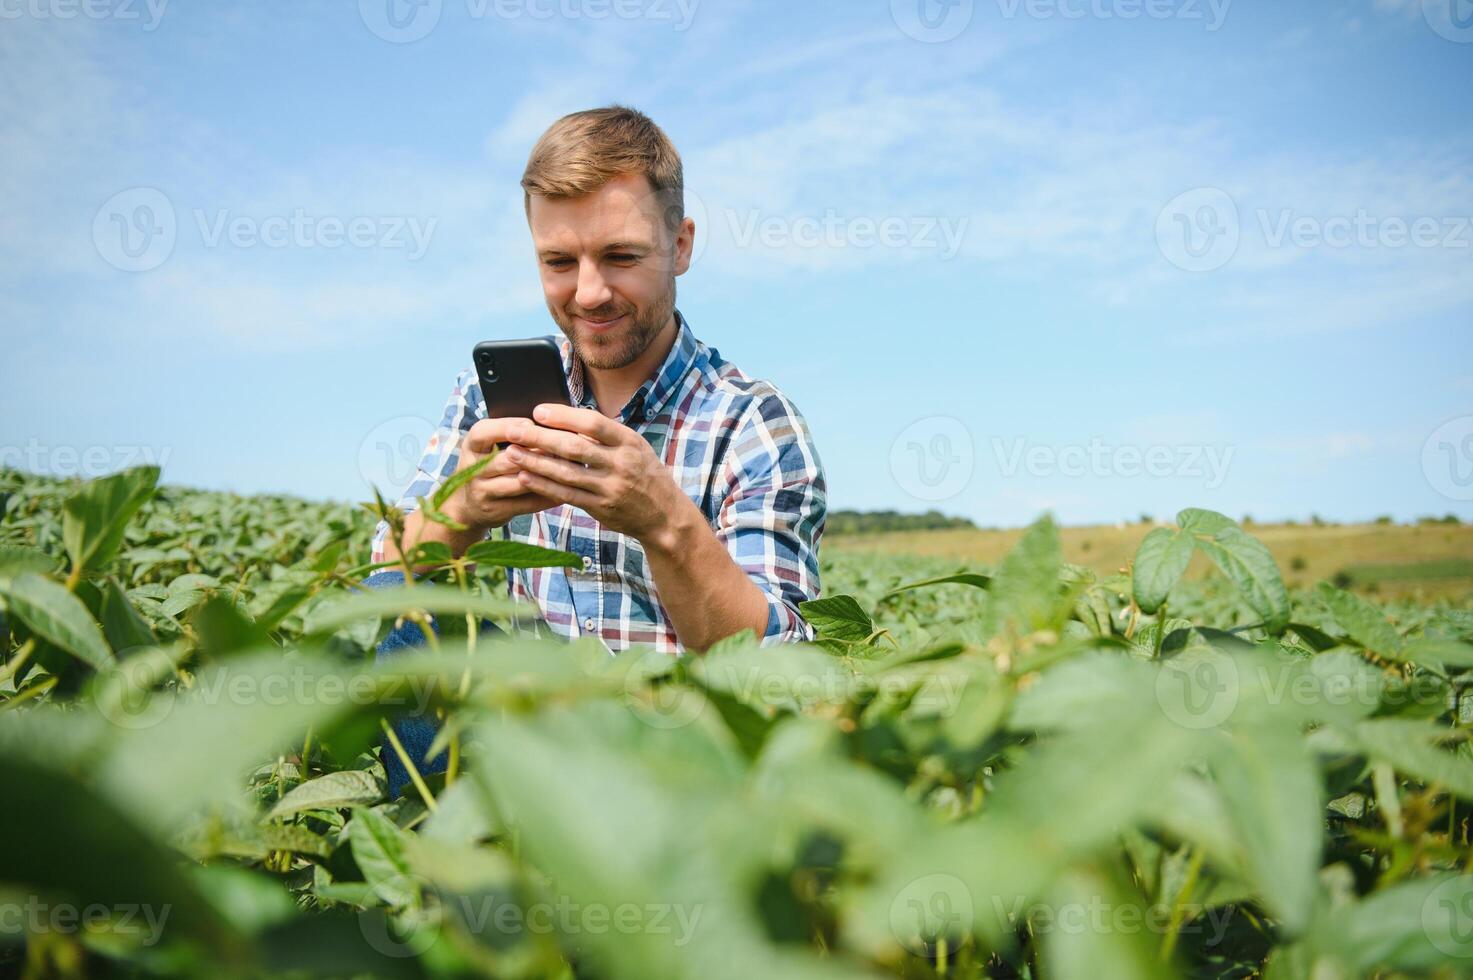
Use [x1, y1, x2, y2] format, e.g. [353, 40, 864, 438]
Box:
[520, 105, 685, 241]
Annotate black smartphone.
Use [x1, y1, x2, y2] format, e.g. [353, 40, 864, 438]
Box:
[472, 338, 574, 447]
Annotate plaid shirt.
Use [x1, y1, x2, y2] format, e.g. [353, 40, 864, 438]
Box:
[370, 309, 826, 654]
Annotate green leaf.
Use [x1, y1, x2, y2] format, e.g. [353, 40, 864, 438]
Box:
[1348, 719, 1473, 800]
[431, 452, 496, 510]
[268, 770, 385, 819]
[1191, 525, 1290, 634]
[1207, 726, 1322, 933]
[1399, 638, 1473, 670]
[61, 465, 159, 579]
[0, 544, 60, 582]
[798, 594, 873, 642]
[192, 595, 270, 656]
[254, 583, 314, 632]
[405, 541, 453, 566]
[1041, 866, 1176, 980]
[1176, 507, 1236, 535]
[99, 575, 157, 652]
[347, 807, 418, 908]
[416, 496, 468, 532]
[882, 571, 991, 599]
[304, 585, 522, 636]
[1131, 526, 1195, 614]
[984, 514, 1069, 637]
[0, 750, 241, 953]
[691, 643, 858, 714]
[464, 539, 582, 569]
[1315, 583, 1403, 658]
[2, 572, 112, 669]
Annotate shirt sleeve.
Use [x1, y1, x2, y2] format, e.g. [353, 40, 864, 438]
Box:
[712, 390, 827, 646]
[370, 368, 485, 565]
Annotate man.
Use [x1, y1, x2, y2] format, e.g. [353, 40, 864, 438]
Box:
[370, 105, 826, 656]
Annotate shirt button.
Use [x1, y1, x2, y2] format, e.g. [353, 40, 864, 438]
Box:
[583, 618, 596, 632]
[645, 407, 656, 419]
[581, 555, 592, 569]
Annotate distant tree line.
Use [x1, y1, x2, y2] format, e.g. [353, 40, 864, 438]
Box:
[826, 509, 978, 535]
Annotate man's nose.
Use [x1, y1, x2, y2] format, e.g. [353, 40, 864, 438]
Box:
[574, 259, 614, 310]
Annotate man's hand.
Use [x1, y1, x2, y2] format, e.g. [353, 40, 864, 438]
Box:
[504, 402, 771, 650]
[501, 404, 686, 548]
[381, 417, 555, 568]
[444, 417, 559, 532]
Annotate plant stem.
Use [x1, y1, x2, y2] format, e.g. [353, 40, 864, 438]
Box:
[381, 718, 439, 813]
[1160, 847, 1204, 962]
[1373, 763, 1403, 839]
[0, 675, 56, 711]
[0, 639, 37, 687]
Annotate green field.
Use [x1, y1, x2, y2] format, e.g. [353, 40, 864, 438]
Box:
[831, 521, 1473, 602]
[2, 467, 1471, 979]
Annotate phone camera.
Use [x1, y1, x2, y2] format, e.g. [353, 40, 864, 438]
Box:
[477, 351, 498, 382]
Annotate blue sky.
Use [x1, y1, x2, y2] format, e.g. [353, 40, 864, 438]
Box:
[2, 0, 1470, 527]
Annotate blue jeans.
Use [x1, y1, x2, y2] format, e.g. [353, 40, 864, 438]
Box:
[362, 569, 506, 798]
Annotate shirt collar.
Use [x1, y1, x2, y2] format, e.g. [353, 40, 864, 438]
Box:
[559, 309, 700, 425]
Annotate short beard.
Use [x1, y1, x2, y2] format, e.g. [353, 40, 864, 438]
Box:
[553, 277, 676, 372]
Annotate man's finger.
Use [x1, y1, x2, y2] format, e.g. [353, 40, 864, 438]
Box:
[507, 423, 606, 467]
[506, 445, 602, 490]
[531, 403, 624, 446]
[516, 469, 600, 511]
[464, 417, 531, 454]
[467, 474, 537, 499]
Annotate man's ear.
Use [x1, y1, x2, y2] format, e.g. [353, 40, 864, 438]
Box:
[672, 215, 695, 277]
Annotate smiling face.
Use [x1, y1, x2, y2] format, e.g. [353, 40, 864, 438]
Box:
[529, 172, 694, 372]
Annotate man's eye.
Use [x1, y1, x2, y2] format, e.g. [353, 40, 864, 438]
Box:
[608, 254, 638, 263]
[546, 258, 573, 269]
